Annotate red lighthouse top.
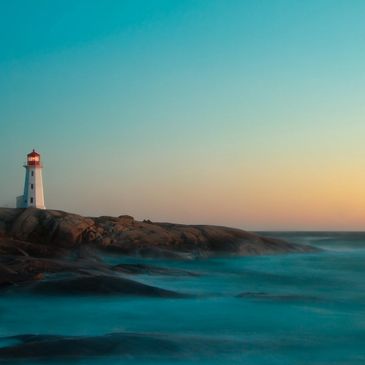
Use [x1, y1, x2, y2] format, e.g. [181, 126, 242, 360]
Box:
[27, 149, 41, 166]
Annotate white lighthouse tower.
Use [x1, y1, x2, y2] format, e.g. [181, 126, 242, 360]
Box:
[16, 149, 46, 209]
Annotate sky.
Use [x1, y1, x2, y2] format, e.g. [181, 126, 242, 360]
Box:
[1, 0, 365, 230]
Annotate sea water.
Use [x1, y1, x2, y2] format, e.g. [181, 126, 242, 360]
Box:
[0, 232, 364, 364]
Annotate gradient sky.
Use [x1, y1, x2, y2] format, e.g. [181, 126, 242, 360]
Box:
[1, 0, 365, 230]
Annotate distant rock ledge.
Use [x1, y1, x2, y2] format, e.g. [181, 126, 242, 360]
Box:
[0, 208, 317, 291]
[0, 208, 314, 258]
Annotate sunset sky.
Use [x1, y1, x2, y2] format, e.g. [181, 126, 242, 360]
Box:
[1, 0, 365, 230]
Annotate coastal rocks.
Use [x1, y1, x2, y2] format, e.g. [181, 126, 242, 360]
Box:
[0, 243, 201, 289]
[30, 275, 188, 297]
[112, 263, 199, 276]
[0, 263, 40, 288]
[0, 245, 112, 288]
[0, 255, 76, 288]
[0, 332, 243, 360]
[0, 207, 318, 293]
[0, 207, 316, 257]
[0, 333, 180, 359]
[5, 208, 94, 247]
[0, 238, 66, 258]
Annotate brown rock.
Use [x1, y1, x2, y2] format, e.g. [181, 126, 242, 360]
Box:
[0, 207, 317, 258]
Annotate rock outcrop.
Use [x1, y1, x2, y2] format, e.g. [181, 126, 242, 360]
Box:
[0, 207, 313, 257]
[30, 275, 188, 297]
[0, 332, 244, 360]
[0, 207, 317, 292]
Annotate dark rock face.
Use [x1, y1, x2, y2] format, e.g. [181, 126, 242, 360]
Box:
[112, 263, 199, 276]
[30, 275, 187, 297]
[0, 332, 244, 360]
[0, 333, 180, 359]
[0, 207, 317, 293]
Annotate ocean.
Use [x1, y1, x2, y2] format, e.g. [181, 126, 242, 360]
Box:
[1, 232, 364, 364]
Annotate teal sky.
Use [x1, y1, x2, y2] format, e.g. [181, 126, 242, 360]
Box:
[1, 0, 365, 230]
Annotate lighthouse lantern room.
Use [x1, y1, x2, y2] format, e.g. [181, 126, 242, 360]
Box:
[16, 149, 46, 209]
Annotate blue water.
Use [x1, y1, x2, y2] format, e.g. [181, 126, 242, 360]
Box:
[1, 232, 364, 364]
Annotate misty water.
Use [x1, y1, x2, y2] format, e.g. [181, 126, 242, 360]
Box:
[1, 233, 365, 364]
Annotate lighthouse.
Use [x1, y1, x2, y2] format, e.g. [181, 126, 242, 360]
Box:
[16, 149, 46, 209]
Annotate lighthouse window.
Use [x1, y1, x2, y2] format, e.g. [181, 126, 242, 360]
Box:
[31, 184, 34, 189]
[30, 198, 34, 203]
[31, 171, 34, 177]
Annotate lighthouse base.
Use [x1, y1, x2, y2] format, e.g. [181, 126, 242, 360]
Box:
[16, 195, 24, 208]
